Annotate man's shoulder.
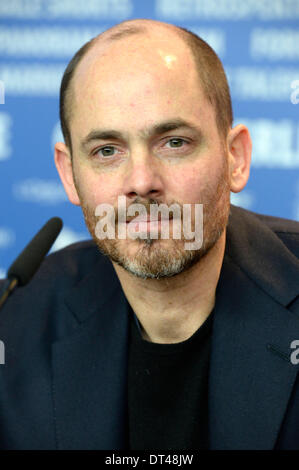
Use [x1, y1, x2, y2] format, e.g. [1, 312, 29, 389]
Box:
[0, 240, 105, 316]
[1, 239, 103, 292]
[45, 239, 102, 277]
[230, 205, 299, 259]
[0, 240, 111, 346]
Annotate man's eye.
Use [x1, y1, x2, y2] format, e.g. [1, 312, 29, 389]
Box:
[95, 146, 117, 158]
[165, 138, 187, 149]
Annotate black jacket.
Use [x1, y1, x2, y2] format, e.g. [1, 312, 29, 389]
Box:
[0, 205, 298, 449]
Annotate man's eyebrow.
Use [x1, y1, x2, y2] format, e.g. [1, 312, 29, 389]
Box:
[80, 119, 202, 151]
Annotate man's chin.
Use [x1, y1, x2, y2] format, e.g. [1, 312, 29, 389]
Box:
[93, 236, 204, 279]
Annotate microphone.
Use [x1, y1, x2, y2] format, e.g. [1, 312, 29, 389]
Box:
[0, 217, 63, 309]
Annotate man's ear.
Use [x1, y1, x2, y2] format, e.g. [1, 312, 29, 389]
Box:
[54, 142, 81, 206]
[227, 124, 252, 193]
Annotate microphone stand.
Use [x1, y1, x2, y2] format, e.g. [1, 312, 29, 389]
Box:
[0, 277, 18, 310]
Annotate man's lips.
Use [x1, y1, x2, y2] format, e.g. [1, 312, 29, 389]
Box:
[125, 214, 174, 223]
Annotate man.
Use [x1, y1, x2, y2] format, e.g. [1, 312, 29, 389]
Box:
[0, 18, 298, 450]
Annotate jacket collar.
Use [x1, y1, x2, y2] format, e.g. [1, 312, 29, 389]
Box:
[209, 251, 299, 449]
[51, 271, 131, 449]
[208, 206, 299, 449]
[225, 205, 299, 306]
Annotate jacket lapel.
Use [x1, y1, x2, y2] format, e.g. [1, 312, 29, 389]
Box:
[209, 207, 299, 449]
[51, 256, 131, 450]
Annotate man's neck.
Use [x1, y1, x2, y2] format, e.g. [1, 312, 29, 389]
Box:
[113, 231, 226, 344]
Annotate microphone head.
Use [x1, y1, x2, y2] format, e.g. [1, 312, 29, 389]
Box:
[7, 217, 63, 286]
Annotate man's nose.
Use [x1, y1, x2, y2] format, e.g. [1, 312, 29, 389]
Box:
[122, 152, 164, 200]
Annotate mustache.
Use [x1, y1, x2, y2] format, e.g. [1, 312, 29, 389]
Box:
[115, 198, 179, 224]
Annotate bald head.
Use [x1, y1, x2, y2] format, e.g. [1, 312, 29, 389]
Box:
[95, 18, 179, 42]
[59, 19, 233, 153]
[73, 19, 194, 90]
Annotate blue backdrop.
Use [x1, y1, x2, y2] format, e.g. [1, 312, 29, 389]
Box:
[0, 0, 299, 276]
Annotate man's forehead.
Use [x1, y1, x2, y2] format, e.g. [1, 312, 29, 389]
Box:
[74, 23, 192, 88]
[73, 52, 201, 127]
[69, 21, 207, 131]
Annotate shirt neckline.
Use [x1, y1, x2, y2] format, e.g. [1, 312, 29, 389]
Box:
[129, 307, 214, 354]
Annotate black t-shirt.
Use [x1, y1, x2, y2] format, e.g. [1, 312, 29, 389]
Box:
[127, 309, 213, 450]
